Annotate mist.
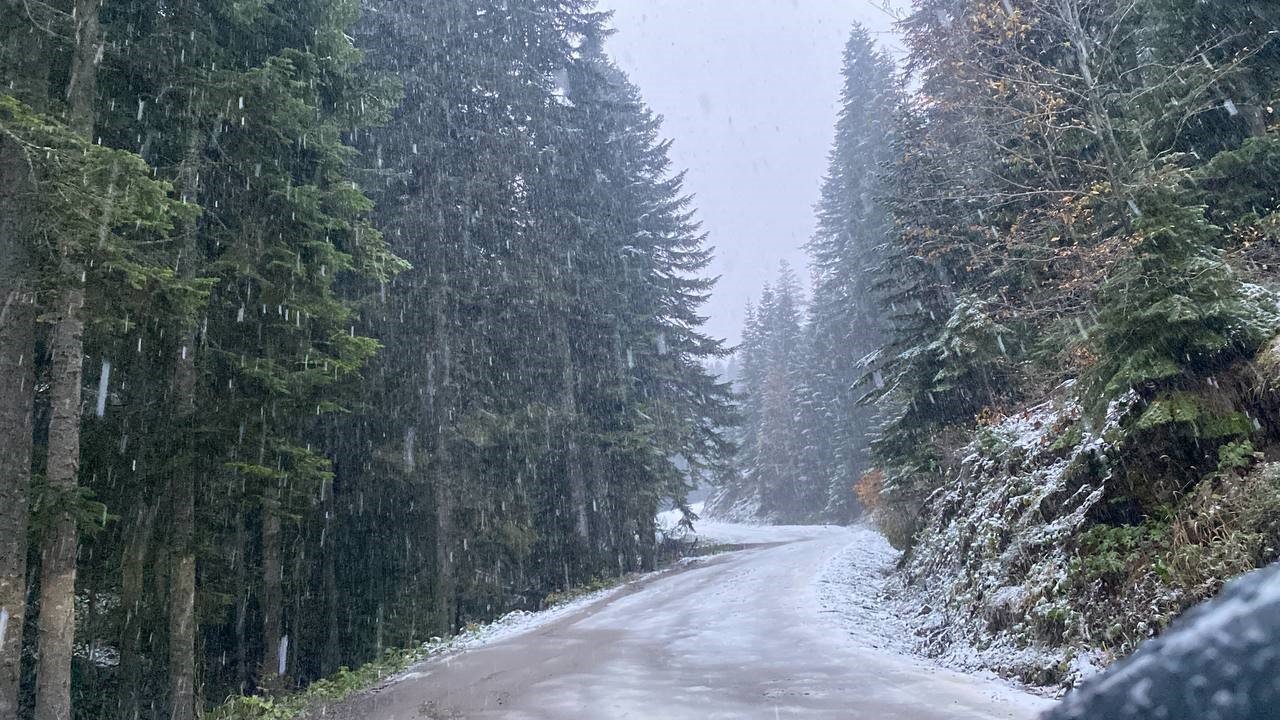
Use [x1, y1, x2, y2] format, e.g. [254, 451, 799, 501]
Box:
[599, 0, 901, 343]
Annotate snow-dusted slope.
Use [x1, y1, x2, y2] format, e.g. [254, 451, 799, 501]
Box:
[1043, 561, 1280, 719]
[312, 523, 1052, 719]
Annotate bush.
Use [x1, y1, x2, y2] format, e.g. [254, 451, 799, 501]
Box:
[876, 502, 921, 552]
[1071, 522, 1165, 585]
[855, 468, 885, 511]
[1162, 462, 1280, 595]
[859, 467, 928, 550]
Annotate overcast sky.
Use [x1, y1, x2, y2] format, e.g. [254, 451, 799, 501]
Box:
[597, 1, 902, 345]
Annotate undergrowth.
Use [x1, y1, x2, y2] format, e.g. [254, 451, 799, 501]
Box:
[883, 360, 1280, 689]
[1068, 457, 1280, 647]
[207, 648, 424, 720]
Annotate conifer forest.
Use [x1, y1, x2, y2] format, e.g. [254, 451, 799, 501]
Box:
[3, 1, 1280, 718]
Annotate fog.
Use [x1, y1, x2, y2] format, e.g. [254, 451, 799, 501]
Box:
[599, 0, 902, 344]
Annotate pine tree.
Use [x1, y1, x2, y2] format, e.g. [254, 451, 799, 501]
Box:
[0, 4, 206, 714]
[1090, 184, 1275, 403]
[853, 0, 1280, 551]
[344, 0, 732, 662]
[802, 24, 900, 522]
[534, 39, 735, 576]
[756, 264, 807, 520]
[718, 264, 810, 522]
[75, 0, 399, 707]
[0, 8, 52, 712]
[1144, 0, 1280, 154]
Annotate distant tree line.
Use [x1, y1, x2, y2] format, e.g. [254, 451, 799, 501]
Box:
[0, 1, 733, 717]
[709, 27, 897, 524]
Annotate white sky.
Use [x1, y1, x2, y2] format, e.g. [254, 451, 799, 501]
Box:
[597, 1, 903, 344]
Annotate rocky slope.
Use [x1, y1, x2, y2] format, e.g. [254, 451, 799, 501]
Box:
[884, 368, 1280, 690]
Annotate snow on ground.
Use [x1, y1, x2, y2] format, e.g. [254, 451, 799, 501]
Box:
[444, 584, 629, 651]
[655, 500, 704, 535]
[814, 524, 1062, 700]
[678, 507, 1059, 698]
[814, 523, 911, 651]
[385, 498, 736, 682]
[320, 521, 1054, 719]
[882, 387, 1136, 689]
[381, 582, 636, 687]
[479, 511, 1057, 702]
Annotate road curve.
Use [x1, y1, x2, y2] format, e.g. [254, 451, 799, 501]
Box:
[308, 526, 1050, 720]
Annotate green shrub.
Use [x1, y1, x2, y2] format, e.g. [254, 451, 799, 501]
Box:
[207, 648, 422, 720]
[1049, 422, 1083, 454]
[1071, 523, 1161, 584]
[1161, 463, 1280, 594]
[1216, 439, 1262, 476]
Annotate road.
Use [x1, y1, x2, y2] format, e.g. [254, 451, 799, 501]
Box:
[307, 524, 1052, 720]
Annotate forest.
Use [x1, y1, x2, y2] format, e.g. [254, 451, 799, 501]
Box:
[7, 0, 1280, 717]
[720, 0, 1280, 688]
[0, 1, 734, 717]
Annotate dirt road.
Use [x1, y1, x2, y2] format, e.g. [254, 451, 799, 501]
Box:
[307, 525, 1051, 719]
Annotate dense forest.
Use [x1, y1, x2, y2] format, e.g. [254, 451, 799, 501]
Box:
[9, 0, 1280, 715]
[718, 0, 1280, 687]
[0, 1, 734, 717]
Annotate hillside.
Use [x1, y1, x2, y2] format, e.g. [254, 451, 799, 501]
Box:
[713, 0, 1280, 692]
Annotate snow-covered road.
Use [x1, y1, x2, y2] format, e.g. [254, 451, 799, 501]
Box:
[310, 524, 1052, 719]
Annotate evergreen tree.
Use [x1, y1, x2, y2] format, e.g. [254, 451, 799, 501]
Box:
[332, 0, 733, 680]
[0, 1, 727, 716]
[1090, 184, 1275, 403]
[854, 0, 1280, 551]
[1, 4, 206, 714]
[801, 24, 900, 522]
[716, 264, 811, 522]
[754, 264, 808, 520]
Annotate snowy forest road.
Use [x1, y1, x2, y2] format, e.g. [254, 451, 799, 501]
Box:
[309, 524, 1051, 720]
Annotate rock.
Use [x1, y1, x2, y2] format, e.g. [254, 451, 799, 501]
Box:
[984, 585, 1028, 632]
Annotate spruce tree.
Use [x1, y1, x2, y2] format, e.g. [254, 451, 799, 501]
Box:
[1090, 185, 1275, 403]
[802, 24, 900, 522]
[0, 1, 736, 715]
[720, 264, 810, 522]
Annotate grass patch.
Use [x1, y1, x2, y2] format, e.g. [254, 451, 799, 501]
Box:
[207, 647, 427, 720]
[542, 575, 627, 607]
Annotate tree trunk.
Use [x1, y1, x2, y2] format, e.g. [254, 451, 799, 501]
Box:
[62, 0, 101, 140]
[0, 14, 51, 713]
[167, 516, 195, 720]
[35, 2, 102, 715]
[432, 472, 454, 634]
[34, 286, 86, 720]
[167, 335, 197, 720]
[116, 500, 158, 719]
[289, 542, 305, 680]
[429, 293, 456, 636]
[233, 511, 248, 693]
[0, 142, 37, 720]
[321, 480, 340, 675]
[168, 122, 203, 720]
[557, 319, 591, 578]
[259, 479, 283, 683]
